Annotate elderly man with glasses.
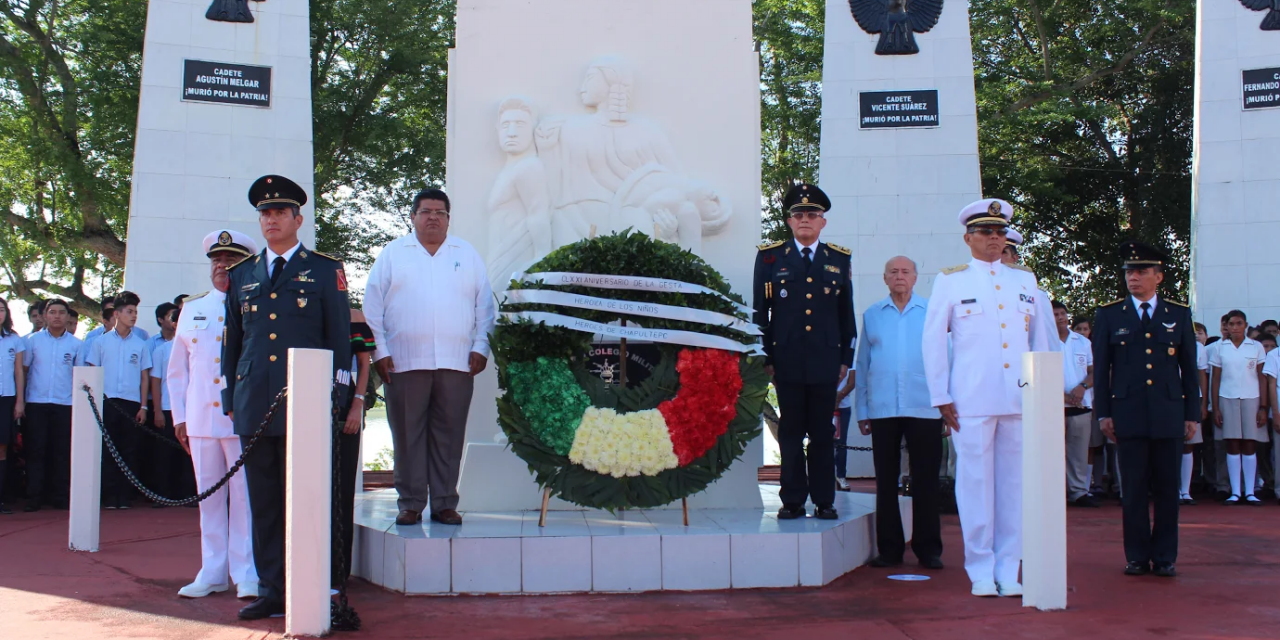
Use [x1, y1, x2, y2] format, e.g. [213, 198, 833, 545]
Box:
[752, 183, 856, 521]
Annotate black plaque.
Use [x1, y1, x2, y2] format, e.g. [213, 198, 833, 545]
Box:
[858, 90, 940, 129]
[1242, 67, 1280, 111]
[584, 343, 661, 389]
[182, 60, 272, 108]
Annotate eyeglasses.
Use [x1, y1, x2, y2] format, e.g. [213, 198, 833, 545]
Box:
[416, 209, 449, 218]
[968, 227, 1009, 238]
[790, 211, 825, 221]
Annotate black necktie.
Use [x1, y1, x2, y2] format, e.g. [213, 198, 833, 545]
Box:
[271, 256, 286, 285]
[802, 247, 812, 269]
[1140, 302, 1151, 326]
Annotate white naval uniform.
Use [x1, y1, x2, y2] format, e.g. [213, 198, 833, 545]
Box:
[167, 289, 257, 588]
[923, 257, 1058, 585]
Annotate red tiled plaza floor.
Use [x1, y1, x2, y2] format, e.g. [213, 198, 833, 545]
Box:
[1, 496, 1277, 640]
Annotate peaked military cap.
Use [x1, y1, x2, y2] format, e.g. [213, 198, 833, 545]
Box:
[958, 198, 1012, 229]
[203, 228, 259, 258]
[248, 174, 308, 211]
[783, 183, 831, 214]
[1119, 240, 1168, 270]
[1005, 228, 1023, 247]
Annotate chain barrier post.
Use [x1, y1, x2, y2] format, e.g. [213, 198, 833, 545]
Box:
[285, 348, 333, 638]
[1021, 351, 1067, 611]
[69, 367, 105, 552]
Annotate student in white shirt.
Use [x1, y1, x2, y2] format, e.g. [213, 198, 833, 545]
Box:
[1209, 309, 1268, 505]
[86, 291, 153, 510]
[0, 298, 26, 515]
[1054, 301, 1098, 508]
[364, 188, 496, 527]
[1179, 337, 1209, 505]
[1263, 344, 1280, 505]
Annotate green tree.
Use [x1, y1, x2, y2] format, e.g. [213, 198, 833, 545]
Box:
[755, 0, 824, 241]
[971, 0, 1195, 314]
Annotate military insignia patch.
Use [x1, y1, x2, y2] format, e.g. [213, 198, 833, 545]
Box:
[1168, 347, 1176, 356]
[763, 254, 776, 265]
[779, 289, 788, 299]
[217, 231, 232, 246]
[336, 268, 348, 291]
[242, 301, 249, 314]
[824, 264, 841, 274]
[298, 298, 308, 309]
[824, 287, 831, 294]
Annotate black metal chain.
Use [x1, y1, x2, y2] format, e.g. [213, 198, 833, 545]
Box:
[82, 385, 286, 507]
[102, 398, 189, 453]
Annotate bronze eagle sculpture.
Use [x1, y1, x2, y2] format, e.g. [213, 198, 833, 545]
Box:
[848, 0, 945, 56]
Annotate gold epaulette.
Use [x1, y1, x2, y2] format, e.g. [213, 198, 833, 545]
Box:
[757, 240, 785, 251]
[826, 242, 851, 256]
[310, 249, 341, 262]
[228, 255, 254, 270]
[1009, 263, 1033, 273]
[940, 264, 969, 275]
[1099, 298, 1124, 307]
[183, 290, 210, 302]
[1165, 299, 1189, 308]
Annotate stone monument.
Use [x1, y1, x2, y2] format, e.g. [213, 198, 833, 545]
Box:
[817, 0, 981, 475]
[122, 0, 314, 329]
[446, 0, 763, 510]
[1191, 1, 1280, 323]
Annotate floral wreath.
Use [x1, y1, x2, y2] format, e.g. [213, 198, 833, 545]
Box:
[492, 231, 769, 510]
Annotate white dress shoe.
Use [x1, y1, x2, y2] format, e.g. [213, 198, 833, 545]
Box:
[971, 581, 999, 597]
[178, 581, 228, 598]
[997, 581, 1023, 597]
[236, 581, 259, 599]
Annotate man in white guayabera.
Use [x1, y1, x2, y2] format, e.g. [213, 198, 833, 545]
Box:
[364, 188, 496, 528]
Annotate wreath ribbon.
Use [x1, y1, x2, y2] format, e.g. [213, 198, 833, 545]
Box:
[515, 271, 754, 316]
[502, 311, 766, 355]
[501, 288, 761, 336]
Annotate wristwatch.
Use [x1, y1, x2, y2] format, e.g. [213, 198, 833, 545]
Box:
[353, 394, 366, 402]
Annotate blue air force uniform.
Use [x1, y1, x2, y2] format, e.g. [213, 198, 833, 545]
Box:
[221, 175, 352, 610]
[752, 184, 855, 518]
[1091, 241, 1197, 576]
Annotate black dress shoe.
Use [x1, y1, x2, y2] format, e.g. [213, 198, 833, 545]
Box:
[1070, 495, 1101, 508]
[814, 505, 838, 520]
[23, 502, 40, 513]
[776, 504, 806, 520]
[1124, 561, 1150, 576]
[867, 555, 903, 568]
[0, 503, 12, 515]
[1152, 563, 1176, 578]
[918, 556, 945, 570]
[238, 597, 285, 620]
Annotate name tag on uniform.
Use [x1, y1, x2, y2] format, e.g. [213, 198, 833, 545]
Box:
[194, 315, 207, 321]
[1116, 328, 1130, 335]
[961, 299, 976, 304]
[241, 283, 259, 291]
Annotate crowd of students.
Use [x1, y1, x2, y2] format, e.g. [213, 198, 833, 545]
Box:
[0, 292, 194, 514]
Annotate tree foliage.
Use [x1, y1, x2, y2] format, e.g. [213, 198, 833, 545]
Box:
[972, 0, 1195, 314]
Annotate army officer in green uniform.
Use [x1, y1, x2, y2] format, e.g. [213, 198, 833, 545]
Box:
[753, 183, 855, 520]
[222, 175, 352, 620]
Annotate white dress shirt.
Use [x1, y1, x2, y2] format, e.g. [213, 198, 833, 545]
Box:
[364, 233, 496, 373]
[1210, 337, 1266, 400]
[1060, 330, 1093, 408]
[23, 329, 82, 405]
[168, 290, 237, 438]
[85, 328, 152, 402]
[267, 242, 301, 277]
[0, 331, 25, 397]
[1130, 294, 1159, 323]
[923, 257, 1059, 417]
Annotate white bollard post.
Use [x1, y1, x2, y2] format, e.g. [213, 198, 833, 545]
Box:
[1021, 351, 1067, 611]
[69, 366, 104, 552]
[285, 348, 333, 637]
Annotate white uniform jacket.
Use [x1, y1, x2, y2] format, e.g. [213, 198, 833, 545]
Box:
[923, 258, 1060, 417]
[168, 290, 235, 438]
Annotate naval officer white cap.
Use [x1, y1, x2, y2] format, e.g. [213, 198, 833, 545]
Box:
[1005, 228, 1023, 247]
[203, 229, 259, 258]
[958, 199, 1013, 229]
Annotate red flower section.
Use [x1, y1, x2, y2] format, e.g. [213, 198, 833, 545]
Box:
[659, 349, 744, 466]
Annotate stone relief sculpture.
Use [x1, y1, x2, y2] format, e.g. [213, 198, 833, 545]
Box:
[529, 57, 732, 253]
[848, 0, 944, 55]
[206, 0, 261, 24]
[487, 97, 564, 290]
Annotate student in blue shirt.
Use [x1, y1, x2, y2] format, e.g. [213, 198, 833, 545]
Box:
[86, 291, 152, 510]
[145, 303, 184, 506]
[855, 256, 945, 570]
[0, 298, 27, 515]
[21, 299, 82, 511]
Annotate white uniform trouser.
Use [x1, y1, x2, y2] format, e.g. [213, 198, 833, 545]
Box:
[191, 436, 257, 587]
[954, 414, 1022, 585]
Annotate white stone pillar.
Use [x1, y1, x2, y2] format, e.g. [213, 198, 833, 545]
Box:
[1192, 3, 1280, 321]
[1021, 352, 1066, 611]
[123, 0, 315, 335]
[69, 366, 105, 552]
[284, 348, 332, 637]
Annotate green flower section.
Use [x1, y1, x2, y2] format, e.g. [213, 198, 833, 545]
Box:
[507, 357, 591, 456]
